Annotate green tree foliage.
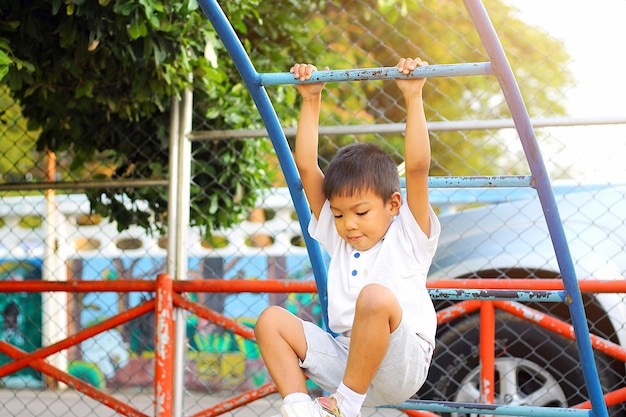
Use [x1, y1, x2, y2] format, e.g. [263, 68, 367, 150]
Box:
[0, 0, 318, 236]
[0, 0, 573, 236]
[0, 87, 41, 183]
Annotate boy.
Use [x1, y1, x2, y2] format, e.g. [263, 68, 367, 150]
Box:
[254, 57, 440, 417]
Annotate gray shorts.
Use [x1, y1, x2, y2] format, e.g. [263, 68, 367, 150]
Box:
[299, 318, 433, 406]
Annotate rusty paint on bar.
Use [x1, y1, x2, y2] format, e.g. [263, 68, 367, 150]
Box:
[155, 273, 174, 417]
[428, 288, 565, 302]
[260, 62, 493, 86]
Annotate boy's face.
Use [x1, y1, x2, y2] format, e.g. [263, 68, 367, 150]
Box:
[329, 189, 401, 251]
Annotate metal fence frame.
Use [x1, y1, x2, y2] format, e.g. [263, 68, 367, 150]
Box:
[2, 277, 626, 417]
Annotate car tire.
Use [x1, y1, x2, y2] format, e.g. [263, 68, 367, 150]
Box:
[418, 311, 622, 417]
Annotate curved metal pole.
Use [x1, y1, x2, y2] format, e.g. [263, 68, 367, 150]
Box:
[462, 1, 609, 416]
[197, 0, 332, 331]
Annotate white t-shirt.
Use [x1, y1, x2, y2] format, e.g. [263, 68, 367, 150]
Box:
[308, 200, 441, 347]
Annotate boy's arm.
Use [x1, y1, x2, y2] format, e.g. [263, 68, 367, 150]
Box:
[396, 57, 432, 236]
[292, 63, 326, 219]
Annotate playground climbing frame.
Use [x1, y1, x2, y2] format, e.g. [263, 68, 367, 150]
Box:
[196, 0, 610, 416]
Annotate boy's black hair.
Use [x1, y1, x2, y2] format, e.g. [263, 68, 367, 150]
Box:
[322, 142, 400, 201]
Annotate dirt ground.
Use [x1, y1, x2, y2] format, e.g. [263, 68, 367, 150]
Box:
[0, 388, 281, 417]
[0, 389, 404, 417]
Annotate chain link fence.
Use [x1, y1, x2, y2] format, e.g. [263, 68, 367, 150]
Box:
[1, 0, 626, 416]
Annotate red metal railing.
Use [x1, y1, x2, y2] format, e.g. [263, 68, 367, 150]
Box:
[1, 277, 625, 416]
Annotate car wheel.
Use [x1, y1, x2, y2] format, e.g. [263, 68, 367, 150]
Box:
[452, 357, 566, 415]
[418, 311, 622, 417]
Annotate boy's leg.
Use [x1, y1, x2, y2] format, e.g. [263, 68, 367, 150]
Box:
[279, 284, 403, 417]
[254, 305, 309, 396]
[343, 283, 402, 394]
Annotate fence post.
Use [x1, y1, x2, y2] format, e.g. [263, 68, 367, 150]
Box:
[155, 273, 174, 417]
[480, 301, 495, 409]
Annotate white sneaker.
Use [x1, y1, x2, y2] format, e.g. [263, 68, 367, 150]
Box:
[280, 394, 348, 417]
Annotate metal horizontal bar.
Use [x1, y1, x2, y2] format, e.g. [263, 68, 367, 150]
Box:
[0, 279, 318, 294]
[431, 278, 626, 293]
[0, 179, 168, 193]
[387, 399, 591, 416]
[428, 288, 565, 302]
[438, 115, 626, 131]
[259, 62, 493, 86]
[1, 281, 573, 302]
[188, 116, 626, 141]
[426, 175, 533, 188]
[4, 279, 622, 294]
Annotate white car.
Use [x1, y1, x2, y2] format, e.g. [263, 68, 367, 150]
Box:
[419, 183, 626, 416]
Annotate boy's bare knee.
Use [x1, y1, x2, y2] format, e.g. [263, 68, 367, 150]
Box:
[254, 305, 289, 338]
[356, 284, 402, 328]
[357, 284, 396, 309]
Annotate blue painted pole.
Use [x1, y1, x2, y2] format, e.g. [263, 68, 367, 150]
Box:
[196, 0, 332, 331]
[389, 399, 592, 416]
[462, 1, 609, 416]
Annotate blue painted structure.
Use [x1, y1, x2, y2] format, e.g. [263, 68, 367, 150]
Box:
[197, 0, 608, 416]
[260, 62, 493, 85]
